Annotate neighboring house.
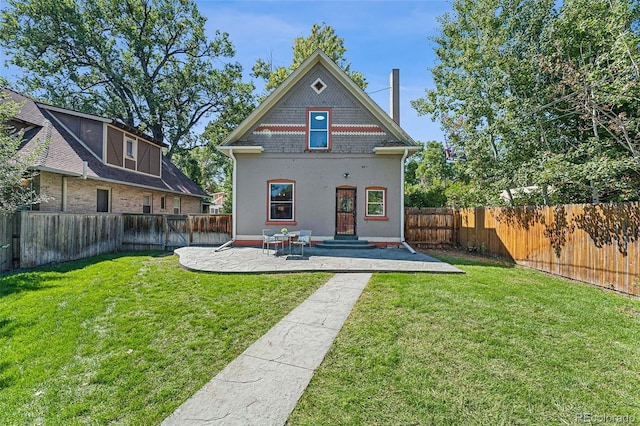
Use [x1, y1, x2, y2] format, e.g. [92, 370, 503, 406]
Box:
[218, 50, 420, 246]
[200, 192, 225, 213]
[3, 88, 207, 214]
[210, 192, 227, 214]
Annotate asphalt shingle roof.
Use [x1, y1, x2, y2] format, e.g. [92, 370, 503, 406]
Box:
[3, 88, 207, 198]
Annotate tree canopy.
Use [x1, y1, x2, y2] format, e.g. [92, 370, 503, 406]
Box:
[252, 22, 367, 94]
[413, 0, 640, 206]
[0, 0, 254, 159]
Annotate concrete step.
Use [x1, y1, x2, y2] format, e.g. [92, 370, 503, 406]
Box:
[315, 239, 377, 250]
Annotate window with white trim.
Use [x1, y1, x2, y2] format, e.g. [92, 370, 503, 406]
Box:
[365, 188, 386, 217]
[308, 110, 329, 149]
[173, 197, 181, 214]
[269, 182, 294, 221]
[125, 137, 136, 159]
[142, 194, 151, 214]
[311, 78, 327, 94]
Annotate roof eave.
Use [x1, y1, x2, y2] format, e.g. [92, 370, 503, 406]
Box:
[217, 145, 265, 157]
[374, 146, 421, 155]
[32, 165, 83, 177]
[36, 103, 112, 123]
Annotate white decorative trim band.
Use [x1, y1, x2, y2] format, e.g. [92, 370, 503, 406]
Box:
[253, 130, 305, 136]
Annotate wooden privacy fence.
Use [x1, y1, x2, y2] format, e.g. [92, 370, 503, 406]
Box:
[456, 203, 640, 295]
[0, 213, 20, 271]
[404, 207, 456, 248]
[4, 207, 639, 295]
[122, 214, 232, 250]
[19, 212, 122, 268]
[0, 212, 232, 271]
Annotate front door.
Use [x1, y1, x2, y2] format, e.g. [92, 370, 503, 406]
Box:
[335, 187, 356, 237]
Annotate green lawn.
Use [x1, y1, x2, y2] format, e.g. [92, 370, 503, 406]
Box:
[3, 252, 640, 425]
[0, 252, 330, 425]
[288, 253, 640, 426]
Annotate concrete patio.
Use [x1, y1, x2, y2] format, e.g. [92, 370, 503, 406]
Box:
[174, 245, 464, 274]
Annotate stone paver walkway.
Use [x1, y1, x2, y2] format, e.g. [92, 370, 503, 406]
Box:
[162, 273, 372, 426]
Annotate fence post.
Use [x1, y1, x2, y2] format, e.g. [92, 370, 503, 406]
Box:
[453, 209, 459, 247]
[12, 211, 21, 269]
[163, 214, 168, 250]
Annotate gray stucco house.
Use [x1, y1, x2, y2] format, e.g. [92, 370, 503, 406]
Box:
[218, 50, 420, 247]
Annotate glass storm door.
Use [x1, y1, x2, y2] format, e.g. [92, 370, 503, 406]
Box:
[335, 187, 356, 237]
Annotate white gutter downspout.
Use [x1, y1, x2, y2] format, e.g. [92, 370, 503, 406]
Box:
[215, 148, 236, 252]
[400, 148, 416, 254]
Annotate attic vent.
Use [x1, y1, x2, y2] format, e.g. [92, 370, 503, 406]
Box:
[311, 78, 327, 94]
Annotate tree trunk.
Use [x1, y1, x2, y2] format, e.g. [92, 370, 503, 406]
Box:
[542, 185, 550, 206]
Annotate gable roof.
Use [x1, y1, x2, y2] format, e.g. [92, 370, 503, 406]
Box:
[2, 88, 207, 197]
[220, 49, 419, 154]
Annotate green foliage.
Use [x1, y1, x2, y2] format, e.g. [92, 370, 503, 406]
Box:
[404, 141, 490, 208]
[0, 90, 48, 214]
[252, 22, 367, 95]
[195, 93, 256, 201]
[445, 179, 495, 208]
[413, 0, 556, 206]
[0, 0, 254, 159]
[414, 141, 453, 186]
[538, 0, 640, 203]
[413, 0, 640, 206]
[405, 142, 450, 207]
[405, 183, 447, 208]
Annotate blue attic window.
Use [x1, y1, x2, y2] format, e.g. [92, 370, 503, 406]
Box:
[307, 109, 331, 150]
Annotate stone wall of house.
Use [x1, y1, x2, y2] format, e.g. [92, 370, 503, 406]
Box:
[38, 171, 64, 211]
[37, 171, 202, 214]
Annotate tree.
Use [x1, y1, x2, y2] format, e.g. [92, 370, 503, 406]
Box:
[413, 0, 556, 206]
[252, 22, 367, 94]
[537, 0, 640, 203]
[0, 89, 48, 214]
[172, 88, 256, 197]
[193, 89, 256, 210]
[405, 141, 447, 207]
[404, 140, 489, 208]
[414, 0, 640, 206]
[0, 0, 254, 159]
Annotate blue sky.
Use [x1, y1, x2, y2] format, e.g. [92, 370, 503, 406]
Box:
[196, 0, 451, 143]
[1, 0, 453, 144]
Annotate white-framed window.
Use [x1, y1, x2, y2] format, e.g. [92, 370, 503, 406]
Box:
[142, 194, 151, 214]
[160, 196, 166, 211]
[173, 197, 181, 214]
[125, 136, 136, 159]
[96, 188, 111, 213]
[311, 77, 327, 94]
[307, 108, 331, 150]
[365, 187, 386, 218]
[268, 180, 294, 221]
